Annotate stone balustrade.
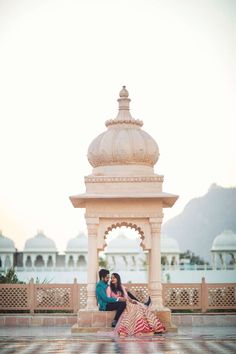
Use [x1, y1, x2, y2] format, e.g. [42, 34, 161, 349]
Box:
[0, 278, 235, 313]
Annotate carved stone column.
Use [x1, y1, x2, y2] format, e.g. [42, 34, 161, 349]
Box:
[167, 255, 172, 267]
[31, 254, 36, 268]
[211, 252, 216, 270]
[233, 253, 236, 269]
[176, 254, 180, 269]
[222, 252, 226, 270]
[149, 218, 163, 309]
[1, 255, 6, 268]
[86, 218, 99, 310]
[219, 253, 224, 269]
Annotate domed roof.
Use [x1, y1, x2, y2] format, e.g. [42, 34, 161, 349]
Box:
[211, 230, 236, 251]
[66, 232, 88, 252]
[161, 234, 180, 254]
[87, 87, 159, 175]
[24, 231, 57, 253]
[105, 234, 142, 253]
[0, 230, 15, 252]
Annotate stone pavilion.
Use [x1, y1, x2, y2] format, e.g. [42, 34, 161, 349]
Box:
[70, 86, 178, 331]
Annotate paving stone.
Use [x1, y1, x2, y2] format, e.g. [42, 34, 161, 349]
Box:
[5, 317, 17, 326]
[55, 317, 67, 326]
[17, 317, 30, 326]
[43, 317, 55, 326]
[0, 334, 235, 354]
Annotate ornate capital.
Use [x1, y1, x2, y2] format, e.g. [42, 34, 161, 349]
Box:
[150, 225, 161, 235]
[149, 218, 162, 235]
[86, 217, 99, 225]
[149, 217, 164, 223]
[149, 216, 163, 235]
[86, 217, 99, 236]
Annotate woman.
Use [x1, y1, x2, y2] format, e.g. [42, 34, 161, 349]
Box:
[106, 273, 165, 336]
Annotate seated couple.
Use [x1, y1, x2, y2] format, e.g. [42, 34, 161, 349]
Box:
[96, 269, 165, 336]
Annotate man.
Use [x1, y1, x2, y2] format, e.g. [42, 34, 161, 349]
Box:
[96, 269, 126, 327]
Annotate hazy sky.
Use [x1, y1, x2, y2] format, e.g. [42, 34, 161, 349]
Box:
[0, 0, 235, 253]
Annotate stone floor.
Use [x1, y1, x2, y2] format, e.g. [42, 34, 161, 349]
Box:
[0, 326, 236, 353]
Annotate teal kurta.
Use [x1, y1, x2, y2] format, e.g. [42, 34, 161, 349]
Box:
[96, 280, 117, 310]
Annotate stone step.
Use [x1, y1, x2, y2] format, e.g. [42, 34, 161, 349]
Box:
[71, 323, 177, 333]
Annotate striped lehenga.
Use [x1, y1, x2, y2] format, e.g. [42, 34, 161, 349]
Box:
[115, 300, 166, 336]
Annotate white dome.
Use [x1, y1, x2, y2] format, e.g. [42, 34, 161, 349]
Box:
[24, 231, 57, 253]
[87, 87, 159, 174]
[161, 234, 180, 254]
[66, 232, 88, 252]
[211, 230, 236, 251]
[0, 231, 15, 252]
[106, 234, 142, 254]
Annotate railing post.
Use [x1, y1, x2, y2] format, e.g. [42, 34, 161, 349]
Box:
[29, 278, 34, 314]
[73, 278, 78, 313]
[201, 277, 207, 312]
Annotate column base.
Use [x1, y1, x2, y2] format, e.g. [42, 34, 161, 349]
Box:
[71, 309, 115, 333]
[150, 306, 177, 332]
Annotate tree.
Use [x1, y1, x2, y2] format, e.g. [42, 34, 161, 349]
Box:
[180, 250, 206, 265]
[98, 257, 108, 268]
[0, 268, 25, 284]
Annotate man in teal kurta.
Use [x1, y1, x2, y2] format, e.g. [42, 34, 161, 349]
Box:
[96, 269, 126, 327]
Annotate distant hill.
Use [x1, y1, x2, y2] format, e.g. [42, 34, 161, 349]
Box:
[162, 184, 236, 261]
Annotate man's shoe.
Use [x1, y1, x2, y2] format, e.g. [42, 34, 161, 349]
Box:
[144, 296, 151, 307]
[111, 320, 117, 327]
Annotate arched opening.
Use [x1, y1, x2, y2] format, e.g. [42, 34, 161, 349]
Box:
[161, 255, 168, 266]
[34, 255, 45, 267]
[104, 222, 145, 247]
[100, 225, 147, 283]
[229, 253, 236, 268]
[77, 255, 86, 268]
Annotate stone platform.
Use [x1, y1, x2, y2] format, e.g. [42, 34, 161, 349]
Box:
[71, 309, 177, 333]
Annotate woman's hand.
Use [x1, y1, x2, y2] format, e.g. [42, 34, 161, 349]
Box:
[130, 300, 137, 304]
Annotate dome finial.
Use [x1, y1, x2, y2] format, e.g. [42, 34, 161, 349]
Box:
[117, 85, 131, 112]
[119, 86, 129, 98]
[105, 87, 143, 127]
